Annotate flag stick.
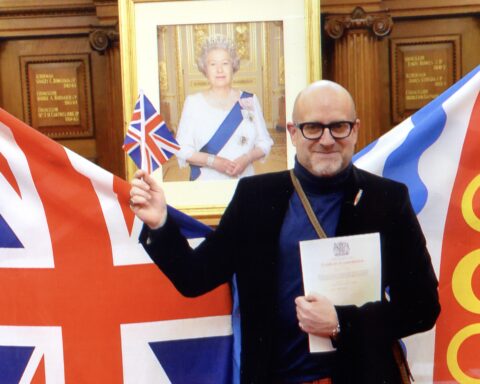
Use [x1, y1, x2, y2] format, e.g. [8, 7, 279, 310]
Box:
[139, 89, 147, 172]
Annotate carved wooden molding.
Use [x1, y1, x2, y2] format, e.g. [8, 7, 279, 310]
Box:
[0, 6, 95, 19]
[89, 26, 119, 53]
[325, 6, 393, 39]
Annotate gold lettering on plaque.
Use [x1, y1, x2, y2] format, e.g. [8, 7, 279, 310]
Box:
[30, 64, 83, 128]
[402, 47, 453, 111]
[391, 37, 459, 123]
[22, 56, 93, 139]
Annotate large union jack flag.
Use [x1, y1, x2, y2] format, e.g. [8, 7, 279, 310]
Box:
[0, 107, 232, 383]
[123, 92, 180, 173]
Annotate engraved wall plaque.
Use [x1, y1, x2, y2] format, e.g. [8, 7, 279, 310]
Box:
[21, 55, 94, 139]
[391, 36, 460, 123]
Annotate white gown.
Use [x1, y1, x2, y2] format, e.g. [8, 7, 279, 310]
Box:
[175, 91, 273, 181]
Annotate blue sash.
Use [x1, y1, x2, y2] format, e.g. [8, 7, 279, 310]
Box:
[190, 92, 253, 181]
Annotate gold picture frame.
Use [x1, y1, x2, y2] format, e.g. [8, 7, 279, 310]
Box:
[119, 0, 321, 223]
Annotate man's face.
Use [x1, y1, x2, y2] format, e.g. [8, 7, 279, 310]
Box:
[288, 88, 359, 177]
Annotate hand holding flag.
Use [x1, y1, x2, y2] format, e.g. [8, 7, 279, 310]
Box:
[123, 91, 180, 173]
[130, 169, 169, 230]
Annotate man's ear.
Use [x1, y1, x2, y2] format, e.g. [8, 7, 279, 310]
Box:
[286, 122, 297, 146]
[351, 118, 360, 144]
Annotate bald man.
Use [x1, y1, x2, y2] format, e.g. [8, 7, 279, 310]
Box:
[130, 81, 440, 384]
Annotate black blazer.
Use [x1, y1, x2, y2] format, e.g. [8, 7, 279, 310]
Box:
[141, 167, 440, 384]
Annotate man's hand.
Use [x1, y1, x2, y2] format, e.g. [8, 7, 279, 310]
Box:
[295, 293, 339, 337]
[129, 170, 167, 229]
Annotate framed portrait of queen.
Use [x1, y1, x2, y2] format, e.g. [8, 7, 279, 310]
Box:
[119, 0, 321, 223]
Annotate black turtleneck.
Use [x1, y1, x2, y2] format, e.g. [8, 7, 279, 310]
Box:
[293, 158, 353, 196]
[272, 159, 353, 383]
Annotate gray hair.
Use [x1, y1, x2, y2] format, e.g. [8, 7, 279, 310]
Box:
[196, 34, 240, 75]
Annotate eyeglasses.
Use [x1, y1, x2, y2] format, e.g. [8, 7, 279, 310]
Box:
[294, 121, 356, 140]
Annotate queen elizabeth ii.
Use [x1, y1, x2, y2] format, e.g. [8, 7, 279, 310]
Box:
[175, 34, 273, 181]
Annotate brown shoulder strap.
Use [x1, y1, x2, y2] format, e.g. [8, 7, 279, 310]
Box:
[290, 169, 327, 239]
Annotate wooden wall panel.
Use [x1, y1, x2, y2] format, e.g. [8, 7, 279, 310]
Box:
[389, 35, 461, 124]
[324, 7, 393, 149]
[322, 1, 480, 146]
[379, 15, 480, 131]
[0, 1, 125, 177]
[1, 1, 478, 176]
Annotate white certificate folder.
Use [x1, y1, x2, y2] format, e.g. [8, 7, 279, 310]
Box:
[299, 232, 381, 353]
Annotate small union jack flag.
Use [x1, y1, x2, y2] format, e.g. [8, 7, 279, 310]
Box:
[123, 91, 180, 173]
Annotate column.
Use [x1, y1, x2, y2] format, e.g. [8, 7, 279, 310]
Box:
[325, 7, 393, 150]
[89, 12, 125, 178]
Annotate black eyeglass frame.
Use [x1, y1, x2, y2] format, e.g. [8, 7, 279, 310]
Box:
[294, 120, 356, 140]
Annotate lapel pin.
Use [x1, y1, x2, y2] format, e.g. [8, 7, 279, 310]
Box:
[353, 189, 363, 206]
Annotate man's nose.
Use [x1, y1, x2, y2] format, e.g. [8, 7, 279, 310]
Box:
[318, 128, 336, 145]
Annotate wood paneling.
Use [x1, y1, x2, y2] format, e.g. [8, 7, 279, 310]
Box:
[390, 35, 461, 123]
[380, 15, 480, 131]
[0, 1, 125, 177]
[21, 55, 94, 138]
[322, 1, 480, 145]
[324, 7, 393, 149]
[1, 1, 478, 176]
